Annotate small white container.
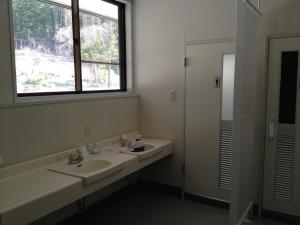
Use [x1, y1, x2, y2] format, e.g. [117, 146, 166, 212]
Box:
[78, 145, 88, 156]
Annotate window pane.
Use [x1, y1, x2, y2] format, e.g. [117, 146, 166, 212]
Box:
[79, 0, 122, 92]
[221, 54, 235, 121]
[12, 0, 75, 94]
[82, 63, 120, 91]
[279, 51, 299, 124]
[80, 13, 119, 63]
[79, 0, 118, 20]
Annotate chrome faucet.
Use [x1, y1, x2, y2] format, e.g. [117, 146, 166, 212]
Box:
[68, 150, 84, 165]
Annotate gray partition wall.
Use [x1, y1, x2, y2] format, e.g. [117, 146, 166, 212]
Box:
[229, 1, 262, 225]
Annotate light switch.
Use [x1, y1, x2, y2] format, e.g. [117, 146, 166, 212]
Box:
[169, 90, 176, 103]
[0, 155, 4, 167]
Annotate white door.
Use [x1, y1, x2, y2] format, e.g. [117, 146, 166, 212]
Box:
[263, 37, 300, 216]
[185, 42, 235, 201]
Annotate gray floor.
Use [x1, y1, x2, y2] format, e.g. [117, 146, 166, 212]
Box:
[58, 187, 289, 225]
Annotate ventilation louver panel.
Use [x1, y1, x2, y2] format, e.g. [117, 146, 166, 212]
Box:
[219, 129, 233, 190]
[273, 135, 295, 202]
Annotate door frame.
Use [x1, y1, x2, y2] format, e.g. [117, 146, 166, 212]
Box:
[260, 34, 300, 215]
[182, 38, 235, 200]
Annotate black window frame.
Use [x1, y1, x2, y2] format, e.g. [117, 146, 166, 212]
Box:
[14, 0, 127, 97]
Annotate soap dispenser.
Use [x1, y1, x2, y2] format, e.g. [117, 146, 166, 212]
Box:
[88, 143, 101, 155]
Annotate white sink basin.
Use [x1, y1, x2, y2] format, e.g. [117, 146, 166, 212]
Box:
[128, 144, 163, 161]
[105, 142, 164, 161]
[48, 159, 123, 185]
[67, 160, 112, 174]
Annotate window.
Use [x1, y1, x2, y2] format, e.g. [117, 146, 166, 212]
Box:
[279, 51, 299, 124]
[12, 0, 126, 97]
[221, 54, 235, 121]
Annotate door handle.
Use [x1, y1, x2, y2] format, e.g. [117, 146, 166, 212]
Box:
[214, 77, 221, 88]
[269, 118, 275, 140]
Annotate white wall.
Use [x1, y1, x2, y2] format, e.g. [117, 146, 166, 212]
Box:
[133, 0, 236, 187]
[0, 0, 14, 104]
[0, 97, 139, 166]
[260, 0, 300, 36]
[230, 1, 261, 224]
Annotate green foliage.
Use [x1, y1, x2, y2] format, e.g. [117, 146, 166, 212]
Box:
[24, 77, 43, 86]
[12, 0, 63, 49]
[81, 21, 119, 77]
[81, 37, 107, 62]
[81, 22, 119, 62]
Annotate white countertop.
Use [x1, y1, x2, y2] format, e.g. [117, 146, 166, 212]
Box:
[0, 134, 173, 225]
[0, 168, 81, 213]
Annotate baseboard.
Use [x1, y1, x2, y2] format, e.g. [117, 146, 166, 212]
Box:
[136, 179, 182, 198]
[184, 192, 230, 210]
[262, 209, 300, 225]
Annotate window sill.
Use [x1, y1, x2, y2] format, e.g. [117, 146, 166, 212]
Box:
[0, 92, 139, 109]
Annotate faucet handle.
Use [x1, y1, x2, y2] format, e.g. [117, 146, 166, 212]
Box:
[68, 148, 84, 165]
[68, 153, 76, 165]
